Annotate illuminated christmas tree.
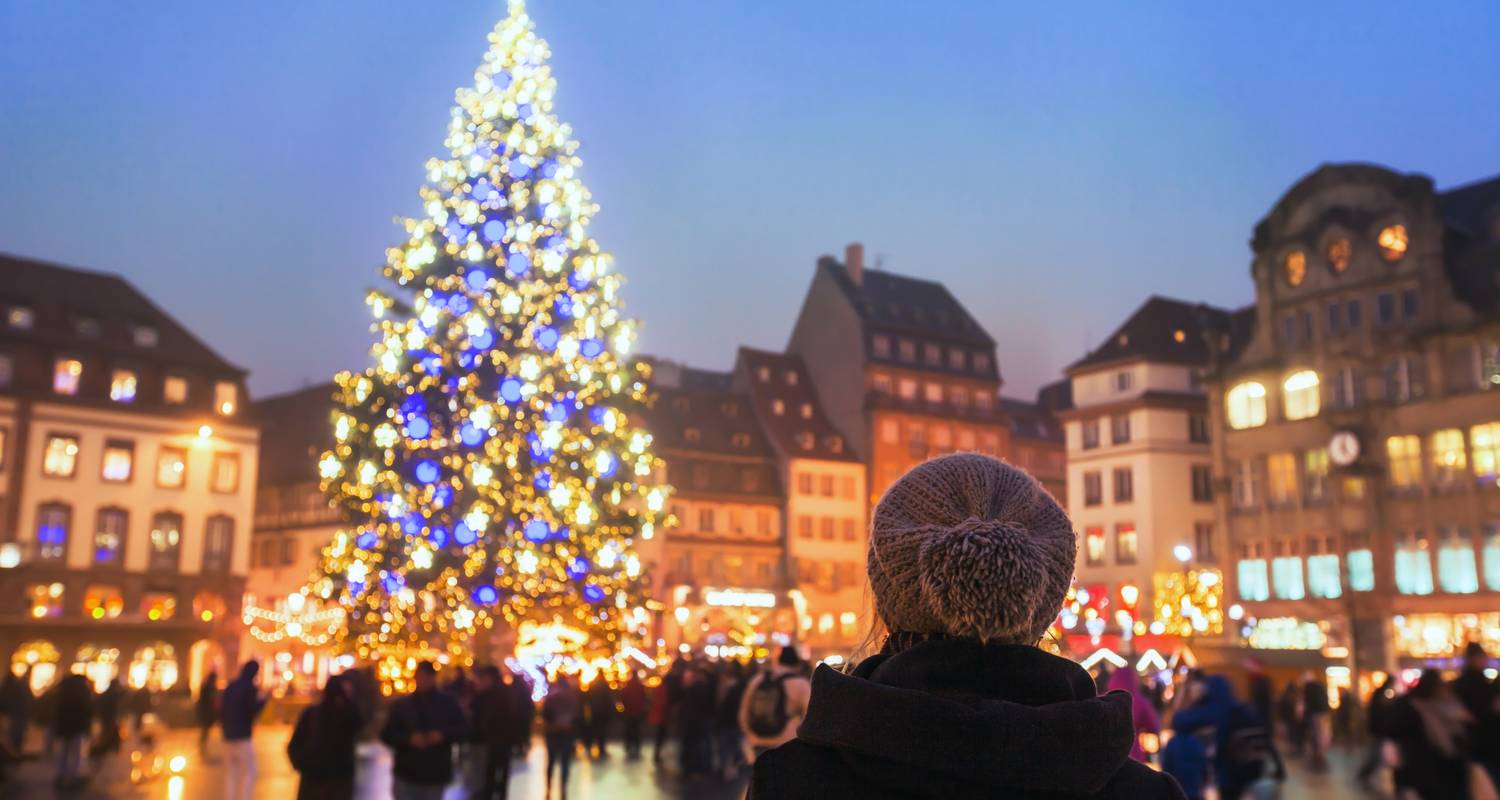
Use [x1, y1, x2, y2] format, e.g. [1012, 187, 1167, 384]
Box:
[313, 0, 669, 675]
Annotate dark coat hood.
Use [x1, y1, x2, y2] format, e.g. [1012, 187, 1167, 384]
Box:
[751, 639, 1184, 799]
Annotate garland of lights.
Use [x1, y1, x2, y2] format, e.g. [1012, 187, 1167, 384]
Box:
[312, 0, 670, 668]
[242, 596, 346, 647]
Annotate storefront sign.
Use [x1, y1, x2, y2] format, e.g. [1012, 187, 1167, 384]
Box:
[1246, 617, 1325, 651]
[703, 588, 777, 608]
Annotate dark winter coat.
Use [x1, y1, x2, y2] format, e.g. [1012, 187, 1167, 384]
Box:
[1453, 668, 1499, 769]
[53, 674, 94, 737]
[288, 695, 362, 782]
[470, 686, 516, 747]
[379, 687, 469, 786]
[749, 639, 1185, 799]
[220, 664, 267, 741]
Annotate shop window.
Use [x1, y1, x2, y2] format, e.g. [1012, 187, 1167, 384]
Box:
[1436, 527, 1478, 594]
[1226, 382, 1267, 429]
[127, 643, 177, 690]
[1271, 546, 1305, 600]
[1282, 370, 1320, 420]
[83, 585, 124, 620]
[1237, 558, 1269, 601]
[1395, 531, 1434, 596]
[1085, 527, 1106, 567]
[1307, 542, 1341, 600]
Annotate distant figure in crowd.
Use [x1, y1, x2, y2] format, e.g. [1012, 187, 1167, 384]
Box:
[582, 677, 614, 758]
[749, 454, 1186, 799]
[196, 670, 219, 756]
[1276, 680, 1304, 756]
[1300, 671, 1331, 770]
[738, 647, 811, 758]
[1245, 658, 1273, 729]
[288, 673, 362, 800]
[380, 661, 469, 800]
[1106, 666, 1161, 763]
[221, 660, 269, 800]
[1453, 641, 1500, 788]
[676, 664, 717, 777]
[1390, 670, 1474, 800]
[506, 672, 535, 757]
[619, 671, 649, 759]
[651, 658, 685, 765]
[470, 666, 518, 800]
[541, 675, 581, 797]
[1357, 674, 1399, 788]
[713, 661, 748, 779]
[52, 672, 93, 787]
[0, 668, 34, 754]
[1171, 673, 1282, 800]
[93, 678, 124, 761]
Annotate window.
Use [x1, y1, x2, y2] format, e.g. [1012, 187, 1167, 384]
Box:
[841, 518, 857, 541]
[7, 306, 35, 329]
[698, 508, 715, 533]
[897, 340, 916, 362]
[83, 585, 124, 620]
[957, 429, 976, 450]
[770, 399, 784, 416]
[923, 343, 942, 366]
[1083, 472, 1102, 507]
[1326, 302, 1342, 336]
[1395, 531, 1434, 596]
[1436, 527, 1478, 594]
[35, 503, 71, 561]
[799, 402, 813, 419]
[148, 513, 183, 571]
[728, 508, 744, 533]
[1327, 238, 1351, 273]
[1085, 527, 1106, 566]
[279, 539, 295, 566]
[1343, 476, 1367, 501]
[880, 419, 899, 444]
[1330, 366, 1361, 410]
[841, 476, 855, 498]
[1191, 465, 1214, 503]
[0, 353, 11, 389]
[1188, 413, 1209, 444]
[819, 475, 834, 496]
[1348, 534, 1375, 592]
[1430, 429, 1467, 490]
[980, 432, 999, 454]
[1081, 419, 1100, 450]
[110, 369, 137, 402]
[1303, 449, 1329, 503]
[1485, 523, 1500, 591]
[756, 366, 770, 382]
[28, 583, 64, 618]
[1114, 371, 1134, 392]
[142, 592, 176, 621]
[1474, 422, 1500, 486]
[926, 424, 949, 450]
[872, 335, 891, 358]
[94, 508, 127, 566]
[203, 516, 234, 572]
[1281, 313, 1300, 347]
[757, 509, 773, 535]
[1376, 292, 1396, 325]
[974, 353, 992, 373]
[949, 386, 968, 409]
[1401, 288, 1419, 320]
[1386, 435, 1422, 490]
[1384, 356, 1427, 404]
[1379, 224, 1409, 261]
[1346, 299, 1362, 328]
[1226, 382, 1268, 429]
[157, 446, 187, 488]
[897, 378, 917, 400]
[948, 349, 966, 370]
[101, 439, 134, 482]
[1194, 522, 1216, 564]
[1267, 453, 1297, 506]
[819, 517, 834, 540]
[133, 325, 159, 347]
[797, 515, 812, 539]
[974, 392, 994, 411]
[785, 370, 798, 387]
[1271, 544, 1305, 600]
[907, 424, 927, 450]
[1307, 541, 1342, 599]
[1113, 468, 1134, 503]
[43, 434, 80, 477]
[1115, 523, 1137, 564]
[1282, 370, 1320, 420]
[1231, 459, 1260, 510]
[1111, 414, 1131, 444]
[872, 373, 893, 395]
[1284, 250, 1307, 286]
[923, 383, 943, 404]
[1238, 556, 1270, 601]
[53, 358, 83, 395]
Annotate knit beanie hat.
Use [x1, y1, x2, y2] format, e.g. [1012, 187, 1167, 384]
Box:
[868, 453, 1076, 645]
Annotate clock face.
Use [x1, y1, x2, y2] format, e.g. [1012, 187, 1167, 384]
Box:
[1329, 431, 1361, 467]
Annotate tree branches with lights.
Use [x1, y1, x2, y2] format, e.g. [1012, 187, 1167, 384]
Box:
[312, 0, 669, 672]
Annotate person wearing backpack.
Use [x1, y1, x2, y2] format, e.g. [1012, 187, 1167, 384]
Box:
[739, 647, 813, 754]
[287, 674, 362, 800]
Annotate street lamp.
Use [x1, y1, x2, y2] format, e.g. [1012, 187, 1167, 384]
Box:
[1173, 544, 1193, 563]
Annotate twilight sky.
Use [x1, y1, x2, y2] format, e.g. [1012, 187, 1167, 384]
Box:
[3, 2, 1497, 400]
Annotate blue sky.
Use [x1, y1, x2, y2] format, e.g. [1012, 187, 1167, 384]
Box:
[2, 2, 1497, 398]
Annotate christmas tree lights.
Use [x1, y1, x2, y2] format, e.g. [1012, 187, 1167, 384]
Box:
[314, 0, 669, 671]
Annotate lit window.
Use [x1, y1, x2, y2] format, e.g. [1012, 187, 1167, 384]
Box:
[974, 392, 993, 411]
[974, 353, 991, 373]
[156, 447, 187, 489]
[132, 325, 159, 347]
[1231, 459, 1261, 510]
[28, 583, 64, 618]
[53, 358, 83, 395]
[880, 419, 898, 444]
[1267, 453, 1297, 506]
[1437, 527, 1478, 594]
[949, 385, 968, 408]
[100, 440, 134, 482]
[1237, 558, 1269, 601]
[1226, 382, 1267, 429]
[149, 513, 182, 571]
[1484, 522, 1500, 591]
[799, 403, 813, 419]
[924, 383, 943, 404]
[948, 349, 966, 370]
[931, 424, 952, 449]
[1472, 422, 1500, 487]
[35, 503, 71, 561]
[203, 516, 234, 572]
[980, 432, 999, 453]
[1085, 527, 1106, 566]
[1307, 552, 1342, 599]
[163, 376, 188, 405]
[109, 369, 137, 402]
[1304, 449, 1329, 502]
[215, 382, 237, 415]
[1327, 238, 1351, 273]
[1271, 550, 1305, 600]
[43, 434, 80, 477]
[94, 508, 127, 565]
[1115, 524, 1137, 565]
[871, 373, 893, 394]
[141, 592, 177, 621]
[83, 585, 124, 620]
[1283, 250, 1307, 286]
[7, 306, 35, 329]
[923, 343, 942, 366]
[1282, 370, 1320, 420]
[1430, 429, 1467, 489]
[1395, 532, 1434, 596]
[211, 453, 240, 493]
[871, 335, 890, 358]
[1347, 535, 1375, 592]
[1378, 224, 1408, 261]
[957, 429, 976, 449]
[1386, 435, 1422, 490]
[897, 379, 917, 400]
[897, 340, 916, 362]
[770, 399, 784, 416]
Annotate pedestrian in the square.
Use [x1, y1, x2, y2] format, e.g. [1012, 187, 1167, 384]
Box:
[0, 668, 33, 754]
[1453, 641, 1500, 788]
[505, 672, 535, 757]
[470, 665, 517, 800]
[1277, 681, 1304, 756]
[618, 671, 648, 759]
[1106, 666, 1161, 763]
[287, 673, 362, 800]
[651, 658, 684, 765]
[1390, 670, 1475, 800]
[380, 661, 469, 800]
[1357, 674, 1399, 789]
[1172, 674, 1282, 800]
[676, 664, 715, 777]
[196, 670, 219, 756]
[92, 678, 124, 762]
[581, 677, 614, 758]
[541, 675, 581, 797]
[1300, 671, 1331, 770]
[712, 661, 748, 779]
[748, 453, 1186, 799]
[738, 648, 810, 757]
[221, 660, 269, 800]
[51, 672, 93, 788]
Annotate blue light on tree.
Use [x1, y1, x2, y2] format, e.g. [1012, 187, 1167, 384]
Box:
[406, 415, 431, 440]
[473, 585, 499, 605]
[524, 519, 550, 542]
[482, 219, 506, 243]
[499, 377, 524, 404]
[535, 326, 559, 351]
[469, 328, 494, 350]
[465, 269, 488, 291]
[579, 338, 604, 359]
[357, 530, 379, 550]
[454, 522, 477, 546]
[545, 402, 569, 424]
[459, 422, 485, 446]
[509, 157, 531, 178]
[506, 251, 530, 276]
[533, 471, 552, 491]
[429, 527, 450, 547]
[567, 557, 589, 580]
[414, 459, 441, 485]
[583, 585, 605, 604]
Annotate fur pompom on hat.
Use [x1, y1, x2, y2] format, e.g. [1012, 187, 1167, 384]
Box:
[868, 453, 1076, 645]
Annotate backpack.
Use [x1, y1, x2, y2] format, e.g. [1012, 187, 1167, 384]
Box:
[746, 672, 790, 738]
[1220, 709, 1276, 783]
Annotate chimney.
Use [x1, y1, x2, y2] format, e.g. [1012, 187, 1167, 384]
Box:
[845, 242, 864, 286]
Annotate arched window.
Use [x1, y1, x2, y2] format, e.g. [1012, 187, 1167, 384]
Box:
[1282, 370, 1321, 421]
[202, 515, 234, 573]
[35, 502, 71, 561]
[148, 512, 183, 571]
[1225, 382, 1268, 430]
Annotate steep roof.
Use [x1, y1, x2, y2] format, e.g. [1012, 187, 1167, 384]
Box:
[1068, 296, 1241, 373]
[997, 396, 1061, 444]
[255, 383, 336, 487]
[0, 252, 246, 375]
[1439, 174, 1500, 240]
[639, 360, 784, 501]
[817, 257, 995, 347]
[734, 347, 860, 463]
[1439, 175, 1500, 317]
